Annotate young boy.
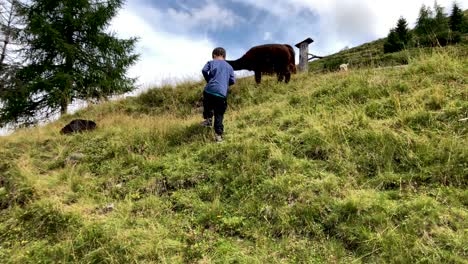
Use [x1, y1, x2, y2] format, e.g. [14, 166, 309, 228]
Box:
[201, 47, 235, 143]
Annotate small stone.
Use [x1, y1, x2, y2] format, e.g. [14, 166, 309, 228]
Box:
[102, 203, 115, 213]
[66, 153, 85, 165]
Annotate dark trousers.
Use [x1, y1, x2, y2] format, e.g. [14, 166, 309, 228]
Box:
[203, 91, 227, 135]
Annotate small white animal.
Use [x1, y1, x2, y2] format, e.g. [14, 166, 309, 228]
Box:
[339, 63, 348, 71]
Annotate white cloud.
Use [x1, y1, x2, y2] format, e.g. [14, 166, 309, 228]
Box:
[263, 31, 273, 41]
[110, 4, 216, 91]
[233, 0, 464, 54]
[167, 1, 245, 32]
[110, 0, 467, 90]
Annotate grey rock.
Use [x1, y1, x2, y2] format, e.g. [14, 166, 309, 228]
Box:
[66, 152, 85, 165]
[102, 203, 115, 214]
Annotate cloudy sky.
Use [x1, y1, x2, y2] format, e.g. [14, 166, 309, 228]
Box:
[110, 0, 466, 90]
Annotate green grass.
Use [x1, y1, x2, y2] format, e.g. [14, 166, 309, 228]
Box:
[0, 46, 467, 263]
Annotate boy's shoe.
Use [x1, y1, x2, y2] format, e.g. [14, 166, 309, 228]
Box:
[215, 134, 223, 143]
[200, 118, 212, 127]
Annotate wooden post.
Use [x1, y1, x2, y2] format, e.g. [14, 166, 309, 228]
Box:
[295, 38, 314, 72]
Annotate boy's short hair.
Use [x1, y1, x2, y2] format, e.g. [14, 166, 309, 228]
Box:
[212, 47, 226, 58]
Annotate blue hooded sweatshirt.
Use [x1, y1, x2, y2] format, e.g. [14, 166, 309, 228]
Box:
[202, 59, 235, 98]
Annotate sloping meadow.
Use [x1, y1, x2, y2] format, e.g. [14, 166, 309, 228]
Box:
[0, 48, 467, 263]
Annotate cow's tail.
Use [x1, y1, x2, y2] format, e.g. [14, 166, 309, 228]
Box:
[285, 44, 297, 74]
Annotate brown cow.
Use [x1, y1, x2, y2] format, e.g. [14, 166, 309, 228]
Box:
[226, 44, 296, 84]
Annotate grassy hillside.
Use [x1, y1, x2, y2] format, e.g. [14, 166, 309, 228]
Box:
[309, 38, 391, 72]
[0, 46, 467, 263]
[309, 35, 468, 73]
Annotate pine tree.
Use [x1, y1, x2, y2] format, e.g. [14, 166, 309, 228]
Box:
[0, 0, 19, 69]
[414, 3, 454, 47]
[0, 0, 138, 126]
[0, 0, 22, 97]
[384, 29, 401, 53]
[433, 2, 451, 46]
[449, 2, 464, 32]
[395, 17, 411, 46]
[433, 2, 449, 32]
[464, 10, 468, 33]
[384, 17, 411, 54]
[415, 4, 433, 36]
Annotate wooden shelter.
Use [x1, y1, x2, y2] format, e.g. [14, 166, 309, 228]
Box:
[295, 38, 314, 72]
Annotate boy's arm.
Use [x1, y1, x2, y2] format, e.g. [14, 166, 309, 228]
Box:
[228, 68, 235, 86]
[202, 62, 211, 82]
